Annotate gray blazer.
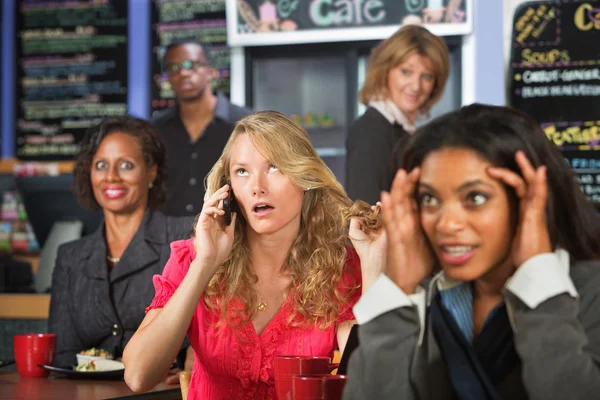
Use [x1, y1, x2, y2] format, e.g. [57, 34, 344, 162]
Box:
[48, 209, 194, 366]
[344, 260, 600, 400]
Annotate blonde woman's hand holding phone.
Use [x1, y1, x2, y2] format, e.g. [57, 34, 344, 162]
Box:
[380, 168, 434, 294]
[193, 184, 237, 275]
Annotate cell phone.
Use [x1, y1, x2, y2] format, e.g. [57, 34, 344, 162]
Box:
[223, 186, 237, 226]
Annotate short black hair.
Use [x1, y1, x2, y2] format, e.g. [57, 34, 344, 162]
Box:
[73, 116, 168, 210]
[162, 38, 213, 68]
[400, 104, 600, 261]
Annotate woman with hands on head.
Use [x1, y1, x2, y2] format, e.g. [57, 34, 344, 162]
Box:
[122, 111, 383, 399]
[344, 104, 600, 400]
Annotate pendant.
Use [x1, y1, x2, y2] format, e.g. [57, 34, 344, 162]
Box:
[258, 301, 267, 312]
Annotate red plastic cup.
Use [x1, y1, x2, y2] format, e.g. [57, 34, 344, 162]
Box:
[274, 356, 338, 400]
[292, 374, 348, 400]
[13, 333, 56, 378]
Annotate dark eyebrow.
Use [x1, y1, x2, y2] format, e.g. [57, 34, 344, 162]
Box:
[419, 179, 494, 193]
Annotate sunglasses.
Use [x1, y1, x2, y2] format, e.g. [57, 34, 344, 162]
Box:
[165, 60, 208, 74]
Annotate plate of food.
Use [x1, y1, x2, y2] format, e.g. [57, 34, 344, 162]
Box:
[39, 358, 125, 380]
[76, 347, 114, 365]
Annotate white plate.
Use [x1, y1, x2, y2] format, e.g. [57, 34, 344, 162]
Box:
[76, 354, 108, 365]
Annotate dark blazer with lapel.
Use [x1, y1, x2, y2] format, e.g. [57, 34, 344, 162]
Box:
[48, 209, 194, 366]
[344, 260, 600, 400]
[346, 107, 410, 204]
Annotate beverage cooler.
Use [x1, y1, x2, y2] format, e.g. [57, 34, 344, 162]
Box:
[226, 0, 473, 187]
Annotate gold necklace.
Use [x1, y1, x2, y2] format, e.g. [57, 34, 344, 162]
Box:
[256, 270, 283, 312]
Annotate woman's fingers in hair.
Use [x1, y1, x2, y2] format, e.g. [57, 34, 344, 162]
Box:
[381, 168, 420, 239]
[487, 152, 548, 210]
[371, 202, 382, 213]
[387, 168, 420, 212]
[406, 168, 421, 212]
[390, 168, 418, 200]
[349, 218, 367, 239]
[530, 166, 548, 212]
[514, 151, 548, 210]
[486, 167, 528, 198]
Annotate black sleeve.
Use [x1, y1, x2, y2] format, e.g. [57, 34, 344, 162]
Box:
[337, 324, 359, 375]
[345, 114, 397, 204]
[48, 245, 83, 367]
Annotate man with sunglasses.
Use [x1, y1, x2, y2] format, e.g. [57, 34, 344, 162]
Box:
[152, 38, 251, 217]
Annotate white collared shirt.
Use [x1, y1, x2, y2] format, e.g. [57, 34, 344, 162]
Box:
[368, 99, 417, 134]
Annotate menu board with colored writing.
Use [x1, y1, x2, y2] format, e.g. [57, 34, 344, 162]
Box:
[151, 0, 230, 115]
[15, 0, 128, 161]
[509, 1, 600, 203]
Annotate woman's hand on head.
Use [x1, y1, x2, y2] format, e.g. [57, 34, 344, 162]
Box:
[193, 184, 236, 273]
[349, 203, 388, 294]
[380, 168, 434, 294]
[487, 151, 552, 267]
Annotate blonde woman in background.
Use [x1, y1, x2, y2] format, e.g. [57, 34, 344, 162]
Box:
[123, 111, 383, 399]
[346, 24, 450, 204]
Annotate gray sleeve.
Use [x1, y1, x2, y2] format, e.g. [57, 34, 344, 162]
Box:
[507, 290, 600, 400]
[343, 306, 421, 400]
[48, 246, 84, 367]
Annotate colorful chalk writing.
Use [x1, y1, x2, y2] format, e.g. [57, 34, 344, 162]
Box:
[15, 0, 129, 160]
[544, 121, 600, 147]
[509, 1, 600, 204]
[514, 3, 558, 45]
[150, 0, 229, 114]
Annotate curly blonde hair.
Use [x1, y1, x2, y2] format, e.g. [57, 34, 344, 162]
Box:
[360, 25, 449, 114]
[202, 111, 379, 329]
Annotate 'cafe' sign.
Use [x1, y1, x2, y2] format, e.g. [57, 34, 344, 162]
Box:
[309, 0, 386, 27]
[234, 0, 469, 36]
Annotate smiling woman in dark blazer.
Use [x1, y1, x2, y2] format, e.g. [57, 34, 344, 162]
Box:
[48, 117, 194, 367]
[346, 25, 449, 204]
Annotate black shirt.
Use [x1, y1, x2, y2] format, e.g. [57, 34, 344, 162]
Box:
[151, 93, 251, 217]
[345, 107, 410, 204]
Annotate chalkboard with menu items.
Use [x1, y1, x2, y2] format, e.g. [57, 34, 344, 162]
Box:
[15, 0, 128, 161]
[509, 0, 600, 203]
[150, 0, 230, 115]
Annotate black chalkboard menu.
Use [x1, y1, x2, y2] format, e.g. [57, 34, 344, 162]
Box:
[150, 0, 230, 116]
[509, 0, 600, 203]
[15, 0, 128, 161]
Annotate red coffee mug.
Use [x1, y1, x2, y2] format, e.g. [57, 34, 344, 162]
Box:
[274, 356, 338, 400]
[13, 333, 56, 378]
[292, 374, 348, 400]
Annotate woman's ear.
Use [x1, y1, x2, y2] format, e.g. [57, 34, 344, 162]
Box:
[149, 164, 158, 186]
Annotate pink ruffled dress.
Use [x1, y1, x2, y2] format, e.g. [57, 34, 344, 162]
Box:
[147, 239, 361, 400]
